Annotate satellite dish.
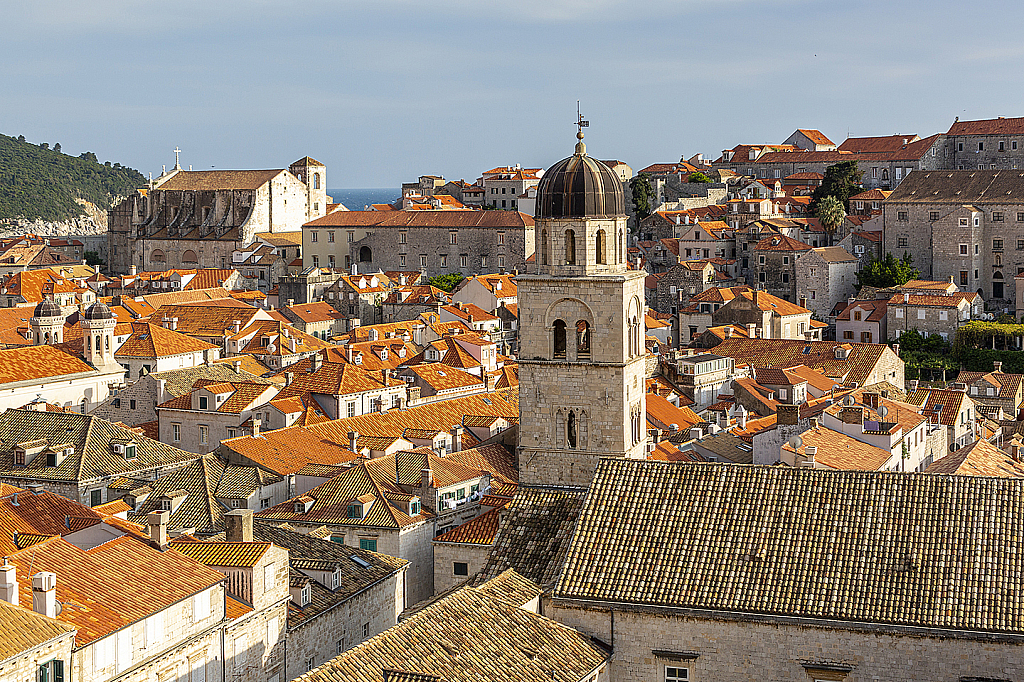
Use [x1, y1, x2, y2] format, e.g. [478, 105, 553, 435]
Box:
[878, 405, 889, 419]
[267, 343, 276, 353]
[844, 395, 855, 406]
[790, 435, 803, 450]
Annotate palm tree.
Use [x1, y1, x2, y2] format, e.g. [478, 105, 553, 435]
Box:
[815, 195, 846, 243]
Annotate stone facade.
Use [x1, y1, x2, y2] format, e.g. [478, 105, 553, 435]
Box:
[795, 247, 859, 320]
[518, 211, 648, 488]
[431, 540, 492, 595]
[0, 609, 74, 682]
[545, 599, 1024, 682]
[887, 292, 981, 341]
[752, 240, 810, 302]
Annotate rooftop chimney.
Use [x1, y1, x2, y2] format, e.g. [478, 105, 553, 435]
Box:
[348, 430, 359, 452]
[32, 572, 57, 618]
[0, 564, 16, 607]
[724, 326, 733, 338]
[148, 510, 168, 550]
[285, 372, 293, 387]
[420, 467, 432, 492]
[225, 508, 254, 543]
[745, 323, 756, 338]
[251, 416, 261, 438]
[995, 360, 1003, 373]
[450, 425, 463, 453]
[232, 360, 242, 373]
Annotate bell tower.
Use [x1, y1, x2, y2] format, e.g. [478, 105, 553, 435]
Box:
[81, 302, 122, 374]
[517, 124, 648, 488]
[30, 299, 64, 345]
[289, 157, 328, 222]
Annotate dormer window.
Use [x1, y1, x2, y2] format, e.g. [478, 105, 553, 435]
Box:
[332, 569, 340, 588]
[199, 396, 208, 410]
[159, 499, 172, 511]
[379, 349, 388, 361]
[124, 444, 136, 461]
[300, 584, 310, 605]
[347, 504, 362, 519]
[354, 353, 363, 365]
[410, 499, 421, 515]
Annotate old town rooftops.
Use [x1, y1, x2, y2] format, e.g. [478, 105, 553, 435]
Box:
[304, 210, 534, 229]
[157, 169, 286, 191]
[555, 460, 1024, 634]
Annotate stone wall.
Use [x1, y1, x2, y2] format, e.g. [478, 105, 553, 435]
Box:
[432, 541, 492, 595]
[752, 248, 798, 302]
[546, 599, 1024, 682]
[224, 601, 288, 682]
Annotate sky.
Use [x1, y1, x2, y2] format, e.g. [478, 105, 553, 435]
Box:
[3, 0, 1024, 188]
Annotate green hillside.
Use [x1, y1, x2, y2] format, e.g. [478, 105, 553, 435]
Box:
[0, 134, 147, 222]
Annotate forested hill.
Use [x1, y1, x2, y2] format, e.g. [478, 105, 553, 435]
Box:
[0, 133, 147, 222]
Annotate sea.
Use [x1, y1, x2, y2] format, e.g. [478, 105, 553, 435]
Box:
[327, 188, 401, 211]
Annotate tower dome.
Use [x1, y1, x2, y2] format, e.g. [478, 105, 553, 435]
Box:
[33, 299, 62, 318]
[83, 301, 114, 321]
[536, 131, 625, 219]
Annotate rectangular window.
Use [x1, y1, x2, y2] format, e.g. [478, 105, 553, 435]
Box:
[940, 310, 948, 321]
[960, 244, 969, 255]
[306, 658, 315, 673]
[420, 255, 427, 267]
[399, 254, 406, 267]
[979, 141, 985, 151]
[193, 591, 210, 621]
[993, 213, 1004, 223]
[312, 255, 319, 267]
[895, 308, 904, 318]
[130, 399, 136, 410]
[260, 497, 270, 509]
[91, 489, 102, 506]
[399, 232, 407, 244]
[311, 232, 318, 243]
[665, 666, 689, 681]
[897, 236, 908, 247]
[440, 255, 448, 268]
[897, 211, 909, 221]
[362, 623, 370, 638]
[450, 232, 458, 245]
[994, 238, 1004, 250]
[958, 142, 964, 152]
[929, 211, 939, 221]
[328, 231, 335, 243]
[758, 255, 765, 265]
[758, 272, 766, 282]
[348, 231, 355, 242]
[460, 255, 467, 268]
[843, 330, 854, 340]
[199, 395, 208, 410]
[172, 424, 181, 442]
[453, 561, 469, 576]
[497, 255, 505, 267]
[359, 538, 377, 552]
[336, 638, 345, 654]
[917, 309, 926, 320]
[497, 232, 505, 245]
[782, 256, 789, 265]
[347, 401, 356, 417]
[960, 270, 969, 285]
[782, 273, 789, 283]
[199, 425, 208, 445]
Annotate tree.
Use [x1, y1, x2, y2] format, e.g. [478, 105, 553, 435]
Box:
[53, 143, 61, 154]
[855, 252, 920, 290]
[629, 173, 654, 223]
[687, 171, 712, 183]
[427, 273, 464, 292]
[811, 160, 863, 212]
[79, 151, 98, 163]
[17, 135, 25, 143]
[83, 251, 104, 267]
[815, 195, 846, 236]
[39, 142, 49, 150]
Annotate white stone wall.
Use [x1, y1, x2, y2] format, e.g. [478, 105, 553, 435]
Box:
[0, 630, 74, 682]
[547, 600, 1024, 682]
[224, 601, 288, 682]
[432, 541, 491, 595]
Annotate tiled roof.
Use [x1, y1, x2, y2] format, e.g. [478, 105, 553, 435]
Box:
[836, 299, 887, 322]
[555, 460, 1024, 634]
[796, 128, 834, 146]
[282, 301, 345, 324]
[441, 303, 498, 323]
[150, 362, 270, 398]
[7, 535, 223, 644]
[752, 234, 813, 252]
[0, 345, 96, 384]
[475, 568, 542, 607]
[887, 170, 1024, 204]
[887, 292, 977, 308]
[0, 599, 76, 663]
[299, 584, 607, 682]
[947, 115, 1024, 136]
[406, 364, 482, 391]
[111, 455, 223, 533]
[646, 394, 702, 432]
[158, 169, 285, 191]
[159, 379, 278, 414]
[0, 269, 85, 302]
[712, 338, 892, 387]
[0, 486, 109, 554]
[220, 425, 361, 477]
[812, 246, 857, 263]
[733, 290, 811, 317]
[274, 360, 401, 400]
[782, 424, 893, 470]
[849, 189, 893, 201]
[433, 505, 504, 545]
[149, 303, 265, 337]
[474, 487, 585, 590]
[926, 438, 1024, 477]
[839, 134, 920, 153]
[956, 370, 1024, 400]
[116, 322, 218, 358]
[226, 594, 254, 619]
[0, 409, 196, 483]
[170, 539, 272, 567]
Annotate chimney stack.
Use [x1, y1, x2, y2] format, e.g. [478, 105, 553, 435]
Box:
[745, 323, 756, 338]
[348, 431, 359, 452]
[995, 360, 1003, 373]
[225, 509, 254, 543]
[450, 425, 463, 453]
[724, 326, 733, 338]
[148, 510, 168, 550]
[285, 372, 293, 387]
[31, 572, 57, 618]
[420, 467, 432, 493]
[251, 416, 261, 438]
[232, 360, 241, 373]
[0, 564, 17, 606]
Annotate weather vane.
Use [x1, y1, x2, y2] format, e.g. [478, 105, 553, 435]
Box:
[576, 101, 589, 137]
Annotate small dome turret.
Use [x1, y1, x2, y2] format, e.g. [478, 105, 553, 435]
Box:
[83, 301, 114, 321]
[536, 130, 625, 219]
[32, 299, 62, 319]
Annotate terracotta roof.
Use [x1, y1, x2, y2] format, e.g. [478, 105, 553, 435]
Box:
[887, 170, 1024, 204]
[149, 303, 265, 337]
[839, 134, 920, 153]
[782, 424, 893, 470]
[836, 299, 887, 322]
[906, 388, 967, 426]
[947, 115, 1024, 136]
[784, 172, 824, 181]
[433, 505, 504, 545]
[169, 539, 272, 567]
[0, 345, 96, 384]
[555, 460, 1024, 634]
[0, 598, 76, 663]
[752, 234, 813, 252]
[887, 292, 977, 308]
[796, 129, 834, 145]
[116, 322, 219, 358]
[926, 438, 1024, 477]
[712, 338, 893, 387]
[300, 583, 607, 682]
[902, 279, 959, 292]
[220, 425, 361, 477]
[158, 169, 285, 191]
[811, 246, 858, 263]
[849, 189, 893, 201]
[7, 535, 223, 644]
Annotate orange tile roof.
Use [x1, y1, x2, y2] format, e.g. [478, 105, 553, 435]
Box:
[7, 535, 224, 644]
[433, 505, 504, 544]
[907, 388, 967, 426]
[947, 116, 1024, 136]
[926, 439, 1024, 477]
[836, 299, 887, 323]
[116, 322, 219, 358]
[753, 234, 813, 252]
[274, 360, 401, 400]
[158, 169, 285, 191]
[782, 425, 892, 470]
[221, 426, 361, 476]
[169, 539, 273, 567]
[712, 338, 892, 387]
[0, 269, 86, 302]
[733, 290, 811, 317]
[406, 363, 482, 391]
[283, 301, 345, 324]
[150, 303, 265, 337]
[0, 344, 96, 384]
[305, 210, 533, 229]
[887, 292, 977, 308]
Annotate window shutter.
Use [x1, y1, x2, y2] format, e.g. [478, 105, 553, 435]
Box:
[53, 660, 64, 682]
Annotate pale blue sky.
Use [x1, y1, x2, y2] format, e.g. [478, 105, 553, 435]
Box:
[3, 0, 1022, 187]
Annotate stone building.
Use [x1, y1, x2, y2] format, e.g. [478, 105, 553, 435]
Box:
[546, 460, 1024, 682]
[654, 261, 716, 314]
[882, 170, 1024, 308]
[711, 289, 817, 341]
[944, 115, 1024, 170]
[0, 597, 76, 682]
[517, 131, 648, 488]
[886, 289, 981, 340]
[838, 228, 882, 270]
[956, 364, 1024, 420]
[479, 165, 542, 211]
[751, 234, 812, 302]
[907, 386, 979, 450]
[794, 245, 859, 320]
[302, 211, 534, 277]
[836, 298, 888, 344]
[109, 156, 327, 275]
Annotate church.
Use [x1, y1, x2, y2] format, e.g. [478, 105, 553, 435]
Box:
[517, 128, 649, 487]
[108, 155, 329, 274]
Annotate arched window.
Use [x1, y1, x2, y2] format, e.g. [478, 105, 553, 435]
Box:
[553, 319, 567, 359]
[95, 336, 101, 355]
[618, 228, 623, 263]
[995, 254, 1002, 266]
[576, 320, 591, 359]
[541, 229, 549, 265]
[596, 230, 607, 265]
[105, 335, 110, 351]
[359, 246, 372, 263]
[150, 249, 166, 263]
[564, 229, 576, 265]
[567, 410, 577, 449]
[314, 173, 321, 190]
[43, 332, 49, 345]
[182, 250, 198, 265]
[881, 169, 889, 181]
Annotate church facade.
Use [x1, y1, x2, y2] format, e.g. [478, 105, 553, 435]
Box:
[517, 131, 649, 488]
[108, 157, 328, 274]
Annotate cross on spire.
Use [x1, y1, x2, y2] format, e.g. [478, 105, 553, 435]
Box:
[173, 147, 182, 170]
